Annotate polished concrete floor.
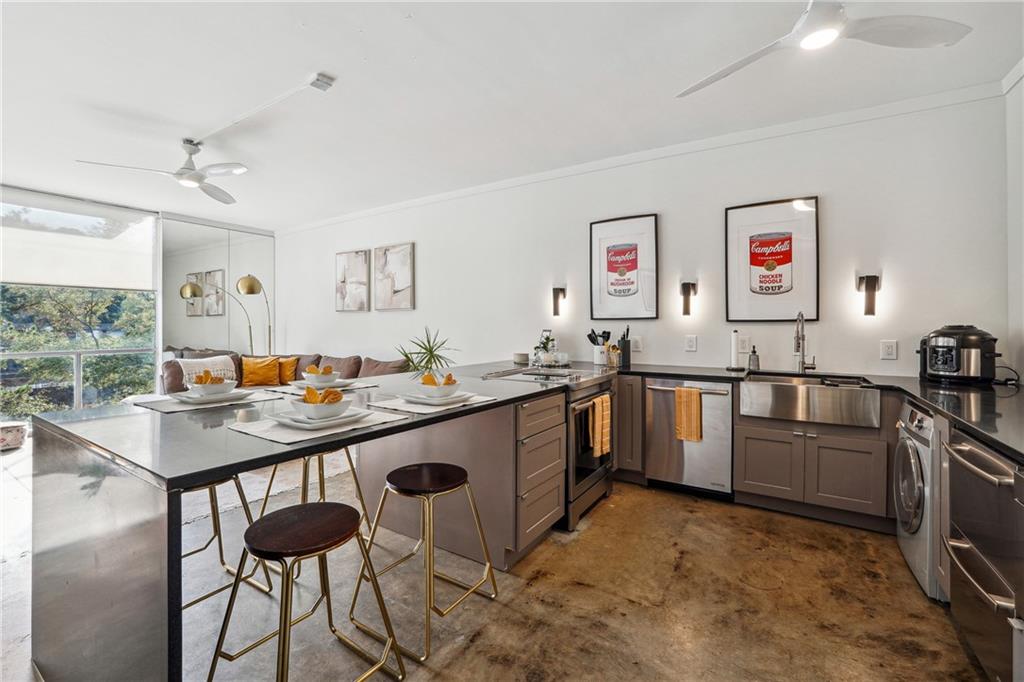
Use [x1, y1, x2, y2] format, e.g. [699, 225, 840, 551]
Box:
[2, 439, 981, 681]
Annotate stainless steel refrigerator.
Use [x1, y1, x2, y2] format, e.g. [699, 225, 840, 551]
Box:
[644, 377, 733, 493]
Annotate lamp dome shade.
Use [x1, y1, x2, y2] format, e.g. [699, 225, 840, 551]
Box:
[236, 274, 263, 295]
[179, 282, 204, 299]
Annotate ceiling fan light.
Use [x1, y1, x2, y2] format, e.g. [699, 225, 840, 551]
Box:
[800, 28, 840, 50]
[177, 170, 204, 188]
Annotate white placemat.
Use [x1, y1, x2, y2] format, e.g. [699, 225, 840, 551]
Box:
[264, 382, 379, 396]
[229, 410, 409, 444]
[132, 391, 282, 413]
[367, 395, 498, 415]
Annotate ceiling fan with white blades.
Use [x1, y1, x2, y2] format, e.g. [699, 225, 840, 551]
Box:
[676, 0, 973, 98]
[77, 139, 247, 205]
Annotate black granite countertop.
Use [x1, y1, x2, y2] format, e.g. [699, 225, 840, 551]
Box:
[34, 370, 564, 491]
[34, 360, 1024, 490]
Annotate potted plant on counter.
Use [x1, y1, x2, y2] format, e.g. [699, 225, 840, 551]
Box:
[397, 327, 457, 381]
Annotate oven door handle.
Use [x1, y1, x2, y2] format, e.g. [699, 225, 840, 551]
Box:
[571, 393, 610, 415]
[942, 536, 1015, 615]
[944, 442, 1014, 487]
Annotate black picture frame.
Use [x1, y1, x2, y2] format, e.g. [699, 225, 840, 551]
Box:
[589, 214, 659, 320]
[725, 196, 819, 322]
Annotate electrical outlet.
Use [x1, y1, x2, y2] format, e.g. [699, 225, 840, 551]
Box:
[880, 340, 898, 360]
[684, 335, 698, 352]
[631, 335, 644, 352]
[737, 335, 751, 354]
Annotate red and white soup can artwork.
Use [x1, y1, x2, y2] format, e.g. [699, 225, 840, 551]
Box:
[749, 232, 793, 295]
[607, 243, 639, 297]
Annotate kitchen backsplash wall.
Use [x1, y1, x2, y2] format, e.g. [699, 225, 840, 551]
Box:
[277, 96, 1015, 377]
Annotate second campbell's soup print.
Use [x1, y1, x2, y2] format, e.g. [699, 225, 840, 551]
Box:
[748, 231, 793, 295]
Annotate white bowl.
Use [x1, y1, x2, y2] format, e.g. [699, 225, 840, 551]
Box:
[290, 398, 352, 420]
[186, 379, 237, 396]
[415, 381, 459, 398]
[302, 371, 341, 386]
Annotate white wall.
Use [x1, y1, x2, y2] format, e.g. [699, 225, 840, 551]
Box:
[277, 96, 1011, 376]
[1006, 75, 1024, 375]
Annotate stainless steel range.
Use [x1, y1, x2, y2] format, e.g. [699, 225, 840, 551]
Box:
[484, 365, 616, 530]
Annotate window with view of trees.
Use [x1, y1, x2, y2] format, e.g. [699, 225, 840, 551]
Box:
[0, 285, 156, 418]
[0, 186, 158, 420]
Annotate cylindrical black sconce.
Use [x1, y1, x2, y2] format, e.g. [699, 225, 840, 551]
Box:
[680, 281, 698, 316]
[857, 275, 880, 316]
[552, 287, 567, 316]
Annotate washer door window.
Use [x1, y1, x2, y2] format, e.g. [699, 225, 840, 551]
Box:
[894, 436, 925, 533]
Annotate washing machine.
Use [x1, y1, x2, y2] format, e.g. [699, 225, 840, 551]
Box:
[894, 403, 942, 600]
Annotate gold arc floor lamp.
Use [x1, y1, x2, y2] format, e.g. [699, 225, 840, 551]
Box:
[179, 280, 255, 355]
[236, 274, 272, 355]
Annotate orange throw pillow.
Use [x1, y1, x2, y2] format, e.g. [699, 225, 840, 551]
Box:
[278, 356, 299, 384]
[242, 356, 281, 387]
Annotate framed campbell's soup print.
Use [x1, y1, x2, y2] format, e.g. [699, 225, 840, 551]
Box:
[726, 197, 819, 322]
[590, 214, 658, 320]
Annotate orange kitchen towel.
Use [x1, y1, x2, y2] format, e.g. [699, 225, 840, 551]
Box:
[589, 394, 612, 456]
[674, 387, 702, 442]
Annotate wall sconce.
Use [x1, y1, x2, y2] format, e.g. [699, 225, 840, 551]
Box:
[680, 281, 698, 316]
[552, 287, 567, 316]
[857, 275, 880, 316]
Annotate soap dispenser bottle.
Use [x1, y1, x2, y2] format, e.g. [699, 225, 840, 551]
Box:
[748, 345, 760, 371]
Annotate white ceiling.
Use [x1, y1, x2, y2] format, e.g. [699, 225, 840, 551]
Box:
[2, 2, 1021, 231]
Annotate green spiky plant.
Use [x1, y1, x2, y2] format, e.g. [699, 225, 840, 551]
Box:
[396, 327, 458, 379]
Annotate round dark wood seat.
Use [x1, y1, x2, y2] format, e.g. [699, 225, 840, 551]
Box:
[243, 502, 361, 561]
[385, 462, 468, 496]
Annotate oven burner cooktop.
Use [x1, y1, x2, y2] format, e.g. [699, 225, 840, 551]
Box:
[483, 365, 615, 389]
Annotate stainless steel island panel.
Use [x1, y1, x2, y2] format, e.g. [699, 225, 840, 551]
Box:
[31, 421, 178, 681]
[357, 404, 517, 570]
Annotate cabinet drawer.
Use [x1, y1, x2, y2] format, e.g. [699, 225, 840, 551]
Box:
[517, 394, 565, 440]
[517, 424, 566, 495]
[516, 471, 564, 550]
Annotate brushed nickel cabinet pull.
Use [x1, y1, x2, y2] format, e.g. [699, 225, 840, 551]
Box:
[942, 536, 1014, 614]
[944, 442, 1013, 487]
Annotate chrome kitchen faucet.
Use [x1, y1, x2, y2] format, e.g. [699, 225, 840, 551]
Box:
[795, 311, 816, 374]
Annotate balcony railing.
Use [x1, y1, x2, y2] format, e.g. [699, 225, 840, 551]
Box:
[0, 347, 155, 411]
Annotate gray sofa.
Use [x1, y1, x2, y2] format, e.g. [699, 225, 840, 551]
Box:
[160, 348, 407, 394]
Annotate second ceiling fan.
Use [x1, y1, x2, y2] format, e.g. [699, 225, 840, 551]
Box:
[676, 0, 973, 98]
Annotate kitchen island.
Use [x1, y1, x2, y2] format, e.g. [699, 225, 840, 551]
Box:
[30, 371, 566, 682]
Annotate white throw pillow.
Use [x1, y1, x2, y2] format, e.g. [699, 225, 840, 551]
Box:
[176, 355, 237, 384]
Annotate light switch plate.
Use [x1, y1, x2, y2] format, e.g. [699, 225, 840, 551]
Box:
[737, 335, 751, 354]
[880, 340, 898, 360]
[684, 335, 697, 352]
[631, 335, 644, 352]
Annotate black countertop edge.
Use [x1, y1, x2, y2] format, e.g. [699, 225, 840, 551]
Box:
[33, 383, 566, 492]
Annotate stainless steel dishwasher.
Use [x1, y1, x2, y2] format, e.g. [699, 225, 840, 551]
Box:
[644, 378, 733, 493]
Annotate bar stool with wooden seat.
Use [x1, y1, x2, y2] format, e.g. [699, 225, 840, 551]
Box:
[208, 502, 405, 682]
[349, 462, 498, 663]
[182, 476, 272, 610]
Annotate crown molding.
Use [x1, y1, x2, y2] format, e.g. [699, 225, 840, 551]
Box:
[1003, 58, 1023, 94]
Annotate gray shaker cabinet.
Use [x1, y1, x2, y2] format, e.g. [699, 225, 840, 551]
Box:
[734, 425, 805, 501]
[735, 425, 888, 517]
[804, 433, 887, 516]
[614, 374, 644, 473]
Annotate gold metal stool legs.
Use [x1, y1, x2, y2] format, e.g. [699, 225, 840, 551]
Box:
[181, 476, 273, 609]
[348, 482, 498, 663]
[207, 535, 406, 682]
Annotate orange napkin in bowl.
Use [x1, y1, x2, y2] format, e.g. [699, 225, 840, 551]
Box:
[302, 387, 344, 404]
